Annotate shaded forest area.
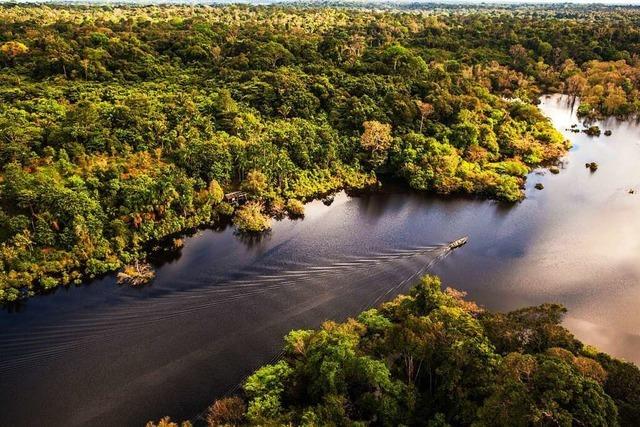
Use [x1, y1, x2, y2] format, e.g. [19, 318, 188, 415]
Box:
[1, 4, 639, 301]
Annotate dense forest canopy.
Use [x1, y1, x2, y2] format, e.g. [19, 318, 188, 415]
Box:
[1, 4, 639, 302]
[160, 275, 640, 427]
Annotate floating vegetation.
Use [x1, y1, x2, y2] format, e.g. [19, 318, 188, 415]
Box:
[117, 262, 156, 287]
[172, 238, 184, 250]
[584, 125, 601, 136]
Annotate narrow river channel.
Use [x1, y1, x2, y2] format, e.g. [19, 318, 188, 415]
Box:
[1, 94, 639, 426]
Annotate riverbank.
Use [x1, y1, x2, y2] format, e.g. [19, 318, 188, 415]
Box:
[2, 3, 581, 304]
[1, 94, 639, 426]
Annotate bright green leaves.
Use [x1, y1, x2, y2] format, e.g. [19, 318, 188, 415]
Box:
[239, 274, 636, 425]
[245, 360, 294, 424]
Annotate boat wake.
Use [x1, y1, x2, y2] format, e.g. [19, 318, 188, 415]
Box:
[0, 240, 463, 375]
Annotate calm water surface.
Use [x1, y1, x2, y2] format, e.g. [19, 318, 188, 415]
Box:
[1, 94, 639, 426]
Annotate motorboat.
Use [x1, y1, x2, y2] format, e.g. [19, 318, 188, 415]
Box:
[448, 236, 468, 250]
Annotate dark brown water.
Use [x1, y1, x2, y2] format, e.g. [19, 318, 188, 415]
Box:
[1, 94, 639, 426]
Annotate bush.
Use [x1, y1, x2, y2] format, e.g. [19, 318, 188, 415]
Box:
[577, 103, 593, 117]
[233, 201, 271, 233]
[584, 125, 601, 136]
[269, 196, 286, 218]
[145, 417, 191, 427]
[116, 261, 155, 286]
[216, 202, 234, 217]
[285, 199, 305, 217]
[206, 397, 246, 426]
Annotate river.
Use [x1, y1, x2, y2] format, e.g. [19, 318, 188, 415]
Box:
[1, 94, 639, 426]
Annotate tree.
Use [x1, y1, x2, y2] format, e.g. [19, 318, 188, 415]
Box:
[566, 74, 587, 96]
[509, 44, 529, 70]
[207, 180, 224, 205]
[253, 41, 293, 69]
[0, 41, 28, 65]
[360, 120, 393, 168]
[604, 86, 628, 116]
[233, 201, 271, 233]
[478, 353, 618, 426]
[596, 353, 640, 426]
[480, 304, 580, 355]
[241, 170, 269, 198]
[206, 397, 245, 426]
[416, 101, 434, 133]
[244, 360, 293, 423]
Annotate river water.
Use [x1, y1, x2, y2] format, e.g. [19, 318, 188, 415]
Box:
[1, 94, 639, 426]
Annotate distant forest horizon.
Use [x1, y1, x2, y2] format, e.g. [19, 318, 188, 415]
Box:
[2, 1, 640, 6]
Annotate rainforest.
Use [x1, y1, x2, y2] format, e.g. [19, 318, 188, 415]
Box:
[5, 3, 640, 301]
[1, 3, 640, 426]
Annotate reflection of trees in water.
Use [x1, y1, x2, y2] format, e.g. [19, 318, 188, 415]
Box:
[149, 222, 234, 267]
[2, 298, 27, 314]
[234, 230, 272, 248]
[494, 199, 518, 216]
[567, 94, 577, 107]
[149, 245, 184, 266]
[356, 193, 397, 221]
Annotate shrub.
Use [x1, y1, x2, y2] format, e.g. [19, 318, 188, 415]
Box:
[206, 397, 246, 426]
[116, 261, 155, 286]
[145, 417, 191, 427]
[208, 180, 224, 205]
[233, 201, 271, 233]
[269, 196, 286, 218]
[285, 199, 305, 217]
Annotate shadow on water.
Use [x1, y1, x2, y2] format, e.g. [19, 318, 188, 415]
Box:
[233, 229, 273, 248]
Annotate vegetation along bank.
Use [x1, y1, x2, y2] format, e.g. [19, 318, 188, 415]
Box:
[3, 4, 640, 301]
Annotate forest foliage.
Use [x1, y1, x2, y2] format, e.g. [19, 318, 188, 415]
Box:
[205, 275, 640, 427]
[1, 4, 640, 301]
